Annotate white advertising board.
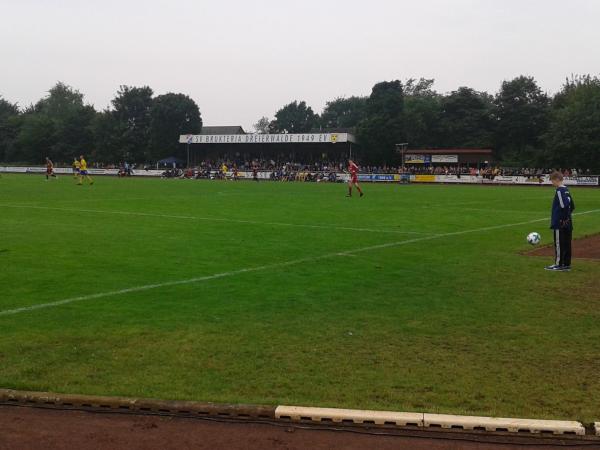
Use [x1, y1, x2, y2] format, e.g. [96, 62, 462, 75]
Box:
[1, 167, 597, 186]
[431, 155, 458, 163]
[178, 133, 354, 145]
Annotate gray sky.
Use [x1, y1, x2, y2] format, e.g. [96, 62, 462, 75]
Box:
[1, 0, 599, 130]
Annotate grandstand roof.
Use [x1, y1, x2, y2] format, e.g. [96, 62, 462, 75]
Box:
[421, 149, 493, 155]
[200, 126, 246, 135]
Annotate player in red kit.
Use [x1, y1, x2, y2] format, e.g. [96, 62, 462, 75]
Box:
[347, 160, 363, 197]
[45, 157, 58, 181]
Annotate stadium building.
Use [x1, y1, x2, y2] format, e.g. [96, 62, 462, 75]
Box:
[180, 126, 357, 166]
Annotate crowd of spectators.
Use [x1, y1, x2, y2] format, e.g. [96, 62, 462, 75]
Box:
[52, 156, 591, 181]
[43, 157, 593, 180]
[160, 160, 342, 182]
[159, 158, 590, 181]
[82, 157, 591, 182]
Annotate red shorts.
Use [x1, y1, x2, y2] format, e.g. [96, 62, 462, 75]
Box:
[351, 175, 358, 183]
[47, 168, 53, 174]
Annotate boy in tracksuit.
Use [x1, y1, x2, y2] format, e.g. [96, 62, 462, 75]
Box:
[545, 172, 575, 271]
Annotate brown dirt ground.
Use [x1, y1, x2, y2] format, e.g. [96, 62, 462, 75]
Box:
[526, 234, 600, 261]
[1, 406, 599, 450]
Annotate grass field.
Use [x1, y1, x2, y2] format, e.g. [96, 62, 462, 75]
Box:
[1, 174, 600, 422]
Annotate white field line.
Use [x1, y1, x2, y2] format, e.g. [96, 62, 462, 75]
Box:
[0, 204, 433, 236]
[459, 207, 544, 215]
[2, 208, 599, 318]
[412, 196, 550, 210]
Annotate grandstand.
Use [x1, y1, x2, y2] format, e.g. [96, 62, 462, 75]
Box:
[179, 127, 357, 167]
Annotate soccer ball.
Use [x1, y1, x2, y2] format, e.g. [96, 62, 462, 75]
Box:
[527, 232, 541, 246]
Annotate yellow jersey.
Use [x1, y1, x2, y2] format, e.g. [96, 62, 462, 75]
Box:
[73, 161, 81, 169]
[80, 159, 88, 171]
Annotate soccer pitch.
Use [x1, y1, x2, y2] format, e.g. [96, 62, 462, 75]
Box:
[1, 174, 600, 422]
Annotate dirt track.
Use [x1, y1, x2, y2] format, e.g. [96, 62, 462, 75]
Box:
[1, 406, 599, 450]
[527, 233, 600, 260]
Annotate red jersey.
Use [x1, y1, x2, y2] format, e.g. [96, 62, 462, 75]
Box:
[349, 162, 359, 179]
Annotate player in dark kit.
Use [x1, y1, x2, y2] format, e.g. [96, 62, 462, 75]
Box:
[346, 160, 363, 197]
[45, 157, 58, 180]
[545, 171, 575, 271]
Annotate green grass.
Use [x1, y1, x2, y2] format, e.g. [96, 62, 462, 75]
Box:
[1, 174, 600, 422]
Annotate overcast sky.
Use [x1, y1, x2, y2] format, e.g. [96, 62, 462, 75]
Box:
[1, 0, 599, 130]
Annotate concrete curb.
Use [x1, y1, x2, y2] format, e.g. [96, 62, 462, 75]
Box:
[275, 405, 423, 427]
[0, 389, 592, 437]
[275, 406, 585, 436]
[423, 413, 584, 435]
[0, 389, 275, 420]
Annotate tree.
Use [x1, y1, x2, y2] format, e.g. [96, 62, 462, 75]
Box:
[0, 97, 20, 161]
[545, 75, 600, 171]
[437, 87, 496, 148]
[366, 80, 404, 118]
[320, 96, 367, 129]
[111, 85, 154, 162]
[0, 97, 19, 119]
[14, 113, 56, 163]
[404, 78, 436, 97]
[150, 93, 202, 161]
[495, 76, 549, 164]
[91, 110, 123, 163]
[270, 101, 317, 133]
[356, 80, 406, 165]
[12, 82, 96, 163]
[36, 82, 85, 117]
[403, 78, 442, 148]
[253, 116, 271, 134]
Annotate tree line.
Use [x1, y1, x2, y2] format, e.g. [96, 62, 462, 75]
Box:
[0, 83, 202, 165]
[1, 75, 599, 169]
[264, 75, 600, 169]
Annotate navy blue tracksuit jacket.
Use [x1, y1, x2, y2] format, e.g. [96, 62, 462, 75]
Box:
[550, 185, 575, 267]
[550, 185, 575, 230]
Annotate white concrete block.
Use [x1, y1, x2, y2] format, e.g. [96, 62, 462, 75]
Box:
[423, 413, 584, 435]
[275, 406, 423, 426]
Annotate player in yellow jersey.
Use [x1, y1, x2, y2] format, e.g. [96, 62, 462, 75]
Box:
[221, 163, 228, 180]
[77, 155, 94, 185]
[72, 157, 81, 179]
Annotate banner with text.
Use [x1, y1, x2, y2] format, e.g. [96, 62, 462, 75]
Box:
[179, 133, 354, 145]
[431, 155, 458, 163]
[405, 154, 431, 164]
